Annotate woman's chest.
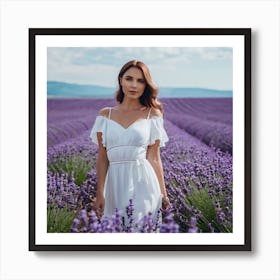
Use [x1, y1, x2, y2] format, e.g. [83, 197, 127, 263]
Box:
[106, 119, 150, 145]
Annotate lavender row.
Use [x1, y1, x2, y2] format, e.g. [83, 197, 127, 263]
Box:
[47, 98, 232, 153]
[166, 113, 232, 154]
[161, 120, 232, 232]
[162, 98, 232, 125]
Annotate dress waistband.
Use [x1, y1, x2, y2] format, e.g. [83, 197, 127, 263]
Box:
[107, 145, 146, 152]
[107, 145, 147, 164]
[109, 158, 147, 165]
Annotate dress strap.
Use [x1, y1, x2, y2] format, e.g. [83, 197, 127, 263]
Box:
[147, 107, 152, 119]
[108, 107, 112, 120]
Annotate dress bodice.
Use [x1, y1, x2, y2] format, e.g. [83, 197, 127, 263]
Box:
[104, 118, 150, 163]
[90, 109, 169, 164]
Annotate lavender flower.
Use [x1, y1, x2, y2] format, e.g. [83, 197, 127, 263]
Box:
[160, 208, 179, 233]
[187, 216, 199, 233]
[125, 199, 134, 232]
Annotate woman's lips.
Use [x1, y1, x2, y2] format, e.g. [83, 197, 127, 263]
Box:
[129, 90, 137, 93]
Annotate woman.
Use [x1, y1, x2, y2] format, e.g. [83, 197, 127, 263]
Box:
[90, 60, 171, 229]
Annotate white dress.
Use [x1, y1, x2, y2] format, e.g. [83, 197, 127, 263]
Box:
[90, 107, 169, 227]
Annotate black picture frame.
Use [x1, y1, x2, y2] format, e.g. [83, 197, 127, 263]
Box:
[29, 28, 251, 251]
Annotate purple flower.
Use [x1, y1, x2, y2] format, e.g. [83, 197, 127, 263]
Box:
[160, 208, 179, 233]
[187, 216, 198, 233]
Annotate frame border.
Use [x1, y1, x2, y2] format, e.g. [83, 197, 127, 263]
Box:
[29, 28, 251, 251]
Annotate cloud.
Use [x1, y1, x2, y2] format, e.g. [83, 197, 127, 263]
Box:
[47, 47, 232, 89]
[48, 47, 231, 67]
[190, 47, 232, 60]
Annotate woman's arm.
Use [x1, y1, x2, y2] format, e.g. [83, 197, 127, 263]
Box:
[96, 132, 109, 196]
[146, 107, 171, 209]
[93, 108, 110, 218]
[146, 140, 171, 210]
[93, 132, 109, 219]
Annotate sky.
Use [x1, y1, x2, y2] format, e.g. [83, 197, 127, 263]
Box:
[47, 47, 232, 90]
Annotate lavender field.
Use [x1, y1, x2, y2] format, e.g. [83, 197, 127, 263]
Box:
[47, 98, 233, 233]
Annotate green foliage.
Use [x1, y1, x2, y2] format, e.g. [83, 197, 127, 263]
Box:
[186, 187, 216, 232]
[47, 205, 76, 233]
[48, 154, 95, 186]
[186, 186, 232, 233]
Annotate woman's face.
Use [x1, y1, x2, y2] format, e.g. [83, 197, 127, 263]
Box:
[120, 67, 147, 100]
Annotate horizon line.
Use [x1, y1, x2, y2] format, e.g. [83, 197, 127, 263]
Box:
[47, 80, 233, 92]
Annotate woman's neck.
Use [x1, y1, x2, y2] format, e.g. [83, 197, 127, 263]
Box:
[118, 98, 145, 111]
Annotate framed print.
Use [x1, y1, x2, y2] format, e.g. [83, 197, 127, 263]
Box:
[29, 28, 251, 251]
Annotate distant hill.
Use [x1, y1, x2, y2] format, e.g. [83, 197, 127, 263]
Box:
[47, 81, 232, 98]
[158, 87, 232, 98]
[47, 81, 114, 98]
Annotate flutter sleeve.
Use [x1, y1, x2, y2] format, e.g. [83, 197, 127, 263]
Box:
[89, 116, 107, 147]
[149, 116, 169, 147]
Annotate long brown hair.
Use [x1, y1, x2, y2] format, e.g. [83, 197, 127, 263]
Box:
[115, 60, 163, 112]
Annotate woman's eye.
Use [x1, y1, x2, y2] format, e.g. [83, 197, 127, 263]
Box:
[124, 77, 145, 83]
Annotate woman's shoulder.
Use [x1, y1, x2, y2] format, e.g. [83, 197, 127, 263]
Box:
[150, 107, 163, 118]
[98, 107, 111, 118]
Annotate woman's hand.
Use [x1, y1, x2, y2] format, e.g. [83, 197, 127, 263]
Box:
[93, 194, 105, 219]
[162, 196, 171, 211]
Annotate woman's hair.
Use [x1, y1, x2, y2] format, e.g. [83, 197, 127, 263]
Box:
[115, 60, 163, 112]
